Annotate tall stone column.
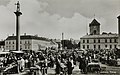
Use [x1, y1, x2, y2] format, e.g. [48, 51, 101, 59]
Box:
[62, 32, 64, 50]
[117, 15, 120, 49]
[14, 1, 22, 51]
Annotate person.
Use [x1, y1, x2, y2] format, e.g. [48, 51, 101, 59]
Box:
[55, 56, 61, 75]
[49, 55, 54, 68]
[20, 57, 25, 72]
[44, 56, 48, 75]
[82, 57, 88, 74]
[66, 57, 74, 75]
[78, 55, 82, 72]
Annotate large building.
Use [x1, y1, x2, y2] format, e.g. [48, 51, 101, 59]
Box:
[80, 19, 118, 50]
[5, 34, 58, 51]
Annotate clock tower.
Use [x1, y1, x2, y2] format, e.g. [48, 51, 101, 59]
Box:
[89, 19, 100, 35]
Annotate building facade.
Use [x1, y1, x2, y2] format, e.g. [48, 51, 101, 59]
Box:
[80, 19, 118, 50]
[5, 35, 58, 51]
[0, 41, 5, 51]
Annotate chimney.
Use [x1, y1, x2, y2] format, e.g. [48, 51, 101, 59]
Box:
[117, 15, 120, 49]
[24, 33, 26, 36]
[12, 34, 14, 36]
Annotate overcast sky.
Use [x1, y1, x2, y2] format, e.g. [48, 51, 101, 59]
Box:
[0, 0, 120, 40]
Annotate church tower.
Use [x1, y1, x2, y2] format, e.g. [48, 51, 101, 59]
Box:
[89, 19, 100, 35]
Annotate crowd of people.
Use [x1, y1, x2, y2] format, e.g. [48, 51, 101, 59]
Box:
[0, 48, 119, 75]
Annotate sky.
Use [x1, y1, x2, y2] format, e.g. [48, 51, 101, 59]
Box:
[0, 0, 120, 40]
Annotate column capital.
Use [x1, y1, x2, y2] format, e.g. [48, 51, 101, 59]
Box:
[14, 11, 22, 16]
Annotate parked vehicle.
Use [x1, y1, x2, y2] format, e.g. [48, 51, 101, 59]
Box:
[0, 52, 10, 61]
[87, 59, 101, 73]
[87, 62, 101, 73]
[10, 51, 24, 59]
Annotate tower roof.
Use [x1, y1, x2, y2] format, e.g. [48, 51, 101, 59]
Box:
[89, 19, 100, 26]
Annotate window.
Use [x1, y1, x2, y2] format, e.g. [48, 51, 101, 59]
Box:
[83, 45, 85, 49]
[98, 39, 100, 43]
[110, 45, 112, 49]
[6, 42, 8, 44]
[94, 39, 96, 43]
[9, 46, 11, 50]
[28, 46, 30, 49]
[98, 45, 100, 49]
[20, 45, 22, 49]
[114, 45, 117, 48]
[20, 41, 22, 44]
[87, 45, 89, 49]
[83, 40, 85, 43]
[87, 40, 89, 43]
[105, 39, 107, 43]
[110, 39, 112, 43]
[13, 41, 14, 44]
[105, 45, 107, 48]
[114, 39, 117, 43]
[25, 41, 27, 44]
[25, 45, 27, 49]
[94, 45, 96, 49]
[28, 41, 30, 44]
[9, 42, 11, 44]
[93, 30, 97, 34]
[13, 46, 14, 49]
[6, 46, 8, 50]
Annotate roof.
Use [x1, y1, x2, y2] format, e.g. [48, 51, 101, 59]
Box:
[6, 35, 50, 41]
[80, 34, 118, 39]
[89, 19, 100, 26]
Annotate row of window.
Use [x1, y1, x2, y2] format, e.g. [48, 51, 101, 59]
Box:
[6, 45, 30, 50]
[6, 41, 30, 44]
[82, 39, 117, 43]
[82, 44, 117, 49]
